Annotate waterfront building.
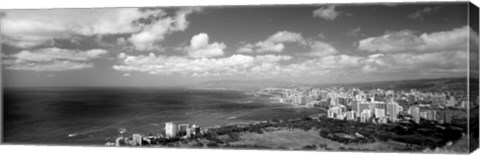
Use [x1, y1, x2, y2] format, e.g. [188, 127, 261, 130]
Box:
[352, 101, 370, 115]
[386, 103, 399, 122]
[360, 111, 368, 123]
[423, 110, 437, 121]
[352, 101, 359, 113]
[438, 111, 452, 124]
[338, 104, 347, 113]
[346, 111, 356, 120]
[374, 108, 385, 118]
[330, 94, 338, 106]
[336, 113, 346, 120]
[460, 100, 467, 109]
[410, 106, 420, 124]
[123, 137, 131, 145]
[165, 122, 177, 138]
[408, 95, 416, 104]
[355, 94, 367, 102]
[447, 96, 456, 107]
[132, 134, 142, 146]
[191, 124, 200, 136]
[115, 137, 124, 147]
[178, 124, 190, 136]
[327, 106, 339, 118]
[295, 95, 303, 105]
[338, 97, 347, 106]
[186, 127, 192, 138]
[378, 117, 388, 124]
[360, 109, 372, 123]
[374, 102, 387, 110]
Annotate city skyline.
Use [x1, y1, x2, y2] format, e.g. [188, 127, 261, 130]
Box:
[1, 2, 477, 87]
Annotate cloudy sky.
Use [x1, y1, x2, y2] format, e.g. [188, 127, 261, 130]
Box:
[1, 2, 478, 87]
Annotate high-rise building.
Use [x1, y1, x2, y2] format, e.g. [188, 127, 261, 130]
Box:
[327, 108, 336, 118]
[115, 137, 124, 147]
[336, 112, 346, 120]
[353, 102, 370, 115]
[447, 96, 456, 107]
[328, 106, 340, 118]
[378, 117, 388, 124]
[460, 100, 467, 109]
[330, 94, 337, 106]
[374, 108, 385, 118]
[132, 134, 142, 146]
[191, 124, 201, 136]
[438, 111, 452, 124]
[360, 109, 371, 123]
[352, 101, 359, 113]
[386, 103, 399, 122]
[374, 102, 387, 110]
[338, 97, 347, 106]
[408, 95, 416, 104]
[165, 122, 177, 138]
[338, 104, 347, 113]
[410, 106, 420, 124]
[346, 111, 356, 120]
[178, 124, 189, 136]
[424, 110, 437, 121]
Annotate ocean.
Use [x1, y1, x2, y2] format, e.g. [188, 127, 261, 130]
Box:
[3, 87, 323, 146]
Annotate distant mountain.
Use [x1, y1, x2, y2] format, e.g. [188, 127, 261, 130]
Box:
[193, 79, 304, 89]
[323, 77, 470, 91]
[194, 77, 472, 91]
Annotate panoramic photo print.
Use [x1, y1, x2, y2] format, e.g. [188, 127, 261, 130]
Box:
[1, 1, 479, 154]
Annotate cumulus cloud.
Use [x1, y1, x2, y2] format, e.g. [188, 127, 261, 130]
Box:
[313, 5, 341, 21]
[2, 35, 55, 49]
[1, 7, 201, 50]
[304, 41, 338, 57]
[236, 31, 303, 53]
[256, 31, 304, 52]
[113, 53, 292, 77]
[360, 51, 468, 74]
[172, 7, 203, 31]
[346, 27, 364, 37]
[128, 7, 202, 51]
[0, 9, 161, 48]
[236, 43, 255, 53]
[265, 31, 304, 43]
[128, 17, 172, 51]
[407, 6, 441, 20]
[3, 48, 108, 71]
[358, 26, 469, 53]
[185, 33, 226, 58]
[237, 31, 339, 57]
[4, 61, 94, 72]
[111, 43, 467, 82]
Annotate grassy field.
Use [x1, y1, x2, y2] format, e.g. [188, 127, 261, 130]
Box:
[226, 128, 425, 152]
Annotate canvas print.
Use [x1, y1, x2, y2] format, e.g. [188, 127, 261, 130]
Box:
[1, 1, 479, 154]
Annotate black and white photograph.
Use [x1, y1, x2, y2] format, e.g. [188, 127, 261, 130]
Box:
[1, 0, 479, 154]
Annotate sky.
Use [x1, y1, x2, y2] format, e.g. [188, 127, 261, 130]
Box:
[1, 2, 478, 87]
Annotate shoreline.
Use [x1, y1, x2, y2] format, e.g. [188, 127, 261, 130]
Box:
[114, 112, 466, 153]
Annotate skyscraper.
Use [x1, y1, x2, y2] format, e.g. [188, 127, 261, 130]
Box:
[191, 124, 201, 136]
[360, 109, 371, 123]
[346, 111, 356, 120]
[410, 106, 420, 124]
[387, 103, 399, 122]
[165, 122, 177, 138]
[132, 134, 142, 146]
[178, 124, 189, 136]
[374, 108, 385, 118]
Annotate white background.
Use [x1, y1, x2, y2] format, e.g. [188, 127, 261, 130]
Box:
[0, 0, 479, 155]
